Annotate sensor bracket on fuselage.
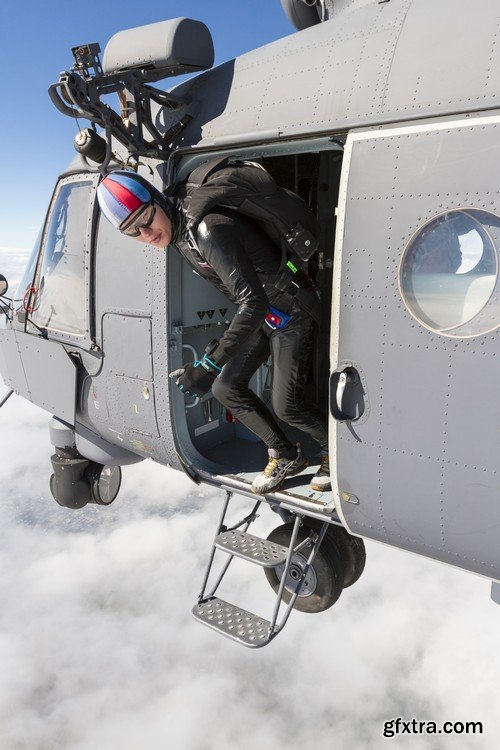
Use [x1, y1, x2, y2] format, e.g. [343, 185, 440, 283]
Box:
[48, 18, 214, 166]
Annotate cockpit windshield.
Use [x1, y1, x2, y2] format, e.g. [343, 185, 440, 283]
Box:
[30, 178, 93, 337]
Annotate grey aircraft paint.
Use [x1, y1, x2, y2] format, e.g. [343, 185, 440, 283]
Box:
[1, 0, 500, 622]
[163, 0, 500, 151]
[332, 116, 500, 579]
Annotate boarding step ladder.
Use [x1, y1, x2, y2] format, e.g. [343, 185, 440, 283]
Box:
[192, 490, 329, 648]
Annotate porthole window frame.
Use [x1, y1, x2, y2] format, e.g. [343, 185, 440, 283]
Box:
[398, 206, 500, 339]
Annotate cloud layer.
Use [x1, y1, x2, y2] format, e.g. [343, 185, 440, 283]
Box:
[0, 250, 498, 750]
[0, 248, 31, 295]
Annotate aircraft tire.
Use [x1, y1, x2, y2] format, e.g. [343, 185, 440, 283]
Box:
[304, 520, 366, 588]
[264, 523, 344, 613]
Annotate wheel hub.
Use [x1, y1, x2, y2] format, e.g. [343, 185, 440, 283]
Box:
[275, 552, 318, 597]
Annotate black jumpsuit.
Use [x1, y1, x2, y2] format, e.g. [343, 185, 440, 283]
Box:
[174, 207, 328, 456]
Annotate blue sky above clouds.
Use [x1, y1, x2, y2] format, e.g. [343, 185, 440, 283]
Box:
[1, 3, 500, 748]
[0, 0, 290, 250]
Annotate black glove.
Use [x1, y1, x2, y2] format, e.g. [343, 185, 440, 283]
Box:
[169, 355, 221, 397]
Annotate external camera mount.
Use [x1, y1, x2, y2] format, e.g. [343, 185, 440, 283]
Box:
[48, 19, 214, 169]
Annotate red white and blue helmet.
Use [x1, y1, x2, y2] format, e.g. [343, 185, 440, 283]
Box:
[97, 170, 173, 229]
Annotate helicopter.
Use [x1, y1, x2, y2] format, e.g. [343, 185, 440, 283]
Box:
[1, 0, 500, 648]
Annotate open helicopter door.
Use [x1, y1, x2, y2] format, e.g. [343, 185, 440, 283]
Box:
[331, 115, 500, 581]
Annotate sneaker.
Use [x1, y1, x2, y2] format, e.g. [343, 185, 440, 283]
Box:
[251, 444, 308, 495]
[310, 454, 331, 492]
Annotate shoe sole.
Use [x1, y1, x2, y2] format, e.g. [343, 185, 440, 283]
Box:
[251, 459, 308, 495]
[310, 481, 332, 492]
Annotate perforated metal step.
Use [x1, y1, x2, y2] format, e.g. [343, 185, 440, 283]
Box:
[192, 597, 273, 647]
[215, 530, 289, 567]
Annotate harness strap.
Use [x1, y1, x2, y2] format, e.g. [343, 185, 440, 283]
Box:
[187, 157, 231, 188]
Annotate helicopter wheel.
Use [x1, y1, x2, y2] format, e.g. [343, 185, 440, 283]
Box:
[49, 459, 121, 509]
[264, 523, 344, 613]
[305, 520, 366, 588]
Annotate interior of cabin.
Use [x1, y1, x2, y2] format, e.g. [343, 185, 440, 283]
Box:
[168, 139, 344, 502]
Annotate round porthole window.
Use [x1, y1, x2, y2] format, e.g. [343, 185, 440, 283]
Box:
[399, 209, 500, 337]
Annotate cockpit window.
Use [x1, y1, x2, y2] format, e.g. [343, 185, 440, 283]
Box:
[399, 209, 500, 337]
[30, 178, 93, 337]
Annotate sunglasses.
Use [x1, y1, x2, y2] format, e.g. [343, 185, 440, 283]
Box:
[120, 203, 156, 237]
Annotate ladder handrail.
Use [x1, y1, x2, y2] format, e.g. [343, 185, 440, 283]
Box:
[269, 514, 303, 631]
[197, 490, 233, 601]
[198, 492, 263, 601]
[270, 521, 329, 635]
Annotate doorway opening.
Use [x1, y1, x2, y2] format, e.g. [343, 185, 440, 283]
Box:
[169, 139, 344, 501]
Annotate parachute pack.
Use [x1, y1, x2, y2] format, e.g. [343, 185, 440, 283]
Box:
[173, 157, 320, 264]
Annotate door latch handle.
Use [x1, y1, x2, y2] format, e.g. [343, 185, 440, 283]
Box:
[336, 372, 348, 413]
[330, 366, 364, 422]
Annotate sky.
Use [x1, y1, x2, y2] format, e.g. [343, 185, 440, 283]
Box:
[1, 2, 500, 749]
[0, 0, 291, 250]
